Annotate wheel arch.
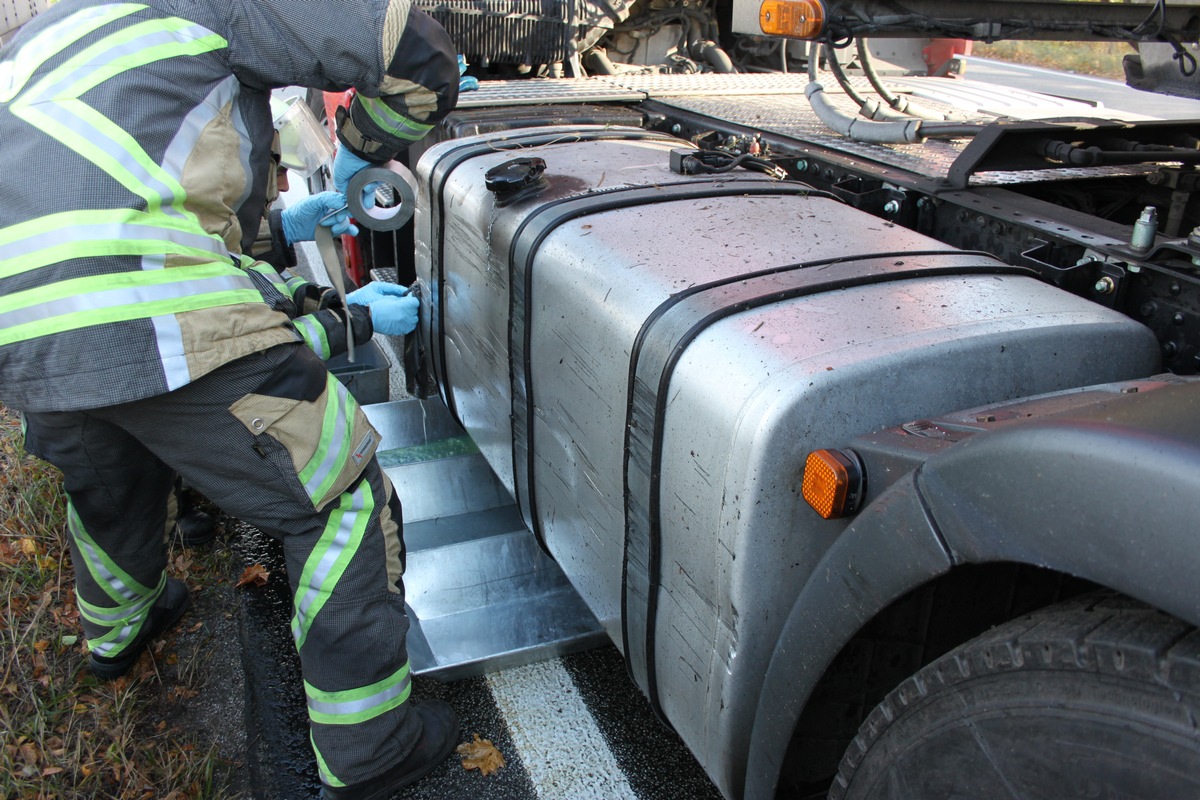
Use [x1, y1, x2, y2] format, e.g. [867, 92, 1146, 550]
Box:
[744, 383, 1200, 799]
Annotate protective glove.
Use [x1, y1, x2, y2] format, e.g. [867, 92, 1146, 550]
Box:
[346, 281, 410, 307]
[458, 55, 480, 92]
[281, 191, 358, 243]
[332, 146, 380, 210]
[367, 294, 419, 336]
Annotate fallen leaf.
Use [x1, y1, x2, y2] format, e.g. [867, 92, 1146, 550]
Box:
[235, 564, 270, 588]
[41, 766, 64, 777]
[456, 733, 505, 776]
[18, 537, 41, 557]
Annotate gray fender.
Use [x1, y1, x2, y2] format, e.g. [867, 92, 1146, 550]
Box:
[743, 381, 1200, 800]
[742, 470, 953, 799]
[921, 381, 1200, 629]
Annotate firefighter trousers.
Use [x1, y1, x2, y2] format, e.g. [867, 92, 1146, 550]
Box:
[22, 342, 419, 788]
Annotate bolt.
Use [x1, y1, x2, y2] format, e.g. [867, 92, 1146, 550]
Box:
[1139, 301, 1157, 318]
[1130, 206, 1158, 253]
[670, 124, 682, 134]
[1094, 276, 1116, 294]
[1171, 282, 1182, 295]
[883, 200, 901, 215]
[1163, 341, 1179, 358]
[1173, 312, 1186, 326]
[795, 159, 808, 172]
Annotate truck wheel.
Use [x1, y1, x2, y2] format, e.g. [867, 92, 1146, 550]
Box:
[829, 593, 1200, 800]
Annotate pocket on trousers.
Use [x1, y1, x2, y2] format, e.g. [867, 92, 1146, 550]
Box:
[229, 374, 380, 511]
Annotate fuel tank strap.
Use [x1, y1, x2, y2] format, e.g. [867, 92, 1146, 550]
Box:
[504, 178, 833, 550]
[424, 126, 677, 428]
[622, 249, 1032, 719]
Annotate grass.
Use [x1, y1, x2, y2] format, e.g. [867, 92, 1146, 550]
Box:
[0, 406, 245, 799]
[973, 39, 1135, 80]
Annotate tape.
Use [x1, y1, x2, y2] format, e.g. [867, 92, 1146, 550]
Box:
[347, 161, 417, 231]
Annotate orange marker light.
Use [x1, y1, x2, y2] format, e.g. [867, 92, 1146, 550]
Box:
[802, 449, 864, 519]
[759, 0, 825, 39]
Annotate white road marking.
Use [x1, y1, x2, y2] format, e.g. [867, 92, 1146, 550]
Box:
[488, 659, 636, 800]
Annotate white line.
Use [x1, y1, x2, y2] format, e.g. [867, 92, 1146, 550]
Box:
[488, 659, 637, 800]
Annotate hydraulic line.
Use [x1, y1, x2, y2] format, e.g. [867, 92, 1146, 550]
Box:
[805, 47, 985, 143]
[856, 38, 967, 121]
[821, 43, 912, 121]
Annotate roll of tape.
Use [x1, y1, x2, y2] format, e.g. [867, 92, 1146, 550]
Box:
[347, 161, 417, 231]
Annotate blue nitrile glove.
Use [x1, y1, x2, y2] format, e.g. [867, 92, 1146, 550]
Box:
[333, 146, 380, 210]
[367, 294, 420, 336]
[458, 55, 479, 92]
[346, 281, 409, 307]
[281, 191, 358, 243]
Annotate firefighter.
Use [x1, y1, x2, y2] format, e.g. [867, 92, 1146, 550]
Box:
[0, 1, 460, 797]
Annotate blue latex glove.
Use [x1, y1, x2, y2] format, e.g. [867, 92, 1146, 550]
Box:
[367, 294, 419, 336]
[332, 146, 379, 210]
[458, 55, 479, 92]
[281, 191, 357, 244]
[346, 281, 409, 307]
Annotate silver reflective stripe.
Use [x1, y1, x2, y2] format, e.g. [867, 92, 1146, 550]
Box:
[35, 97, 182, 209]
[76, 536, 141, 603]
[295, 316, 329, 359]
[2, 219, 227, 263]
[163, 75, 240, 222]
[0, 273, 254, 328]
[91, 620, 140, 656]
[0, 4, 140, 103]
[82, 591, 156, 624]
[302, 387, 351, 500]
[306, 670, 412, 718]
[291, 484, 367, 642]
[152, 312, 190, 390]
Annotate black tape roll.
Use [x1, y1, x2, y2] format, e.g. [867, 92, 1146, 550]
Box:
[347, 161, 417, 231]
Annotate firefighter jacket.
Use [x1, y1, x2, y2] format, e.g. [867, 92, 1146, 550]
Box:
[0, 0, 459, 412]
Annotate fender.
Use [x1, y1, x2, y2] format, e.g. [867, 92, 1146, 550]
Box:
[742, 470, 953, 799]
[743, 378, 1200, 800]
[921, 379, 1200, 628]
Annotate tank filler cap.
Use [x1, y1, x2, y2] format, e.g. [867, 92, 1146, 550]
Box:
[486, 157, 547, 194]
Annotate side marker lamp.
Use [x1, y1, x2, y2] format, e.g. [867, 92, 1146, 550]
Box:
[759, 0, 825, 39]
[802, 449, 865, 519]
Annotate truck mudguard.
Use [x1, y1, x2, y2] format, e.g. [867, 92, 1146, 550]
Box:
[743, 378, 1200, 800]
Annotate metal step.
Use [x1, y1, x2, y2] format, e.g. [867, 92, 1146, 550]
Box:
[363, 397, 606, 680]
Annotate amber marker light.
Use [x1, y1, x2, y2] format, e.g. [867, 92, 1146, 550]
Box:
[759, 0, 825, 39]
[802, 449, 865, 519]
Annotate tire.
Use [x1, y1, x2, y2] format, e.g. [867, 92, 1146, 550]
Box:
[829, 593, 1200, 800]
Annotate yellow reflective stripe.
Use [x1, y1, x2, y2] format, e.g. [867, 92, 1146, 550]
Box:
[0, 210, 229, 280]
[0, 266, 261, 345]
[12, 17, 226, 214]
[0, 3, 146, 103]
[358, 96, 433, 142]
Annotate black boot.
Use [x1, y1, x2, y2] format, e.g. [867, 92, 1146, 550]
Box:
[321, 699, 460, 800]
[89, 577, 191, 680]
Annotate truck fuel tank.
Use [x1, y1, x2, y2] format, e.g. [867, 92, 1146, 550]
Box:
[413, 124, 1160, 788]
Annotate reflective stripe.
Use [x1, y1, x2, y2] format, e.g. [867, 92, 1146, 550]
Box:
[305, 661, 412, 725]
[0, 268, 260, 345]
[298, 377, 356, 504]
[311, 735, 346, 788]
[78, 572, 165, 657]
[291, 483, 373, 650]
[358, 96, 433, 142]
[68, 502, 151, 604]
[295, 316, 330, 360]
[163, 76, 240, 220]
[0, 210, 229, 280]
[152, 312, 190, 390]
[12, 18, 226, 214]
[0, 3, 145, 103]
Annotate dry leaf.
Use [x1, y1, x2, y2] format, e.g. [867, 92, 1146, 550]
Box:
[456, 733, 505, 776]
[235, 564, 270, 588]
[18, 537, 40, 557]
